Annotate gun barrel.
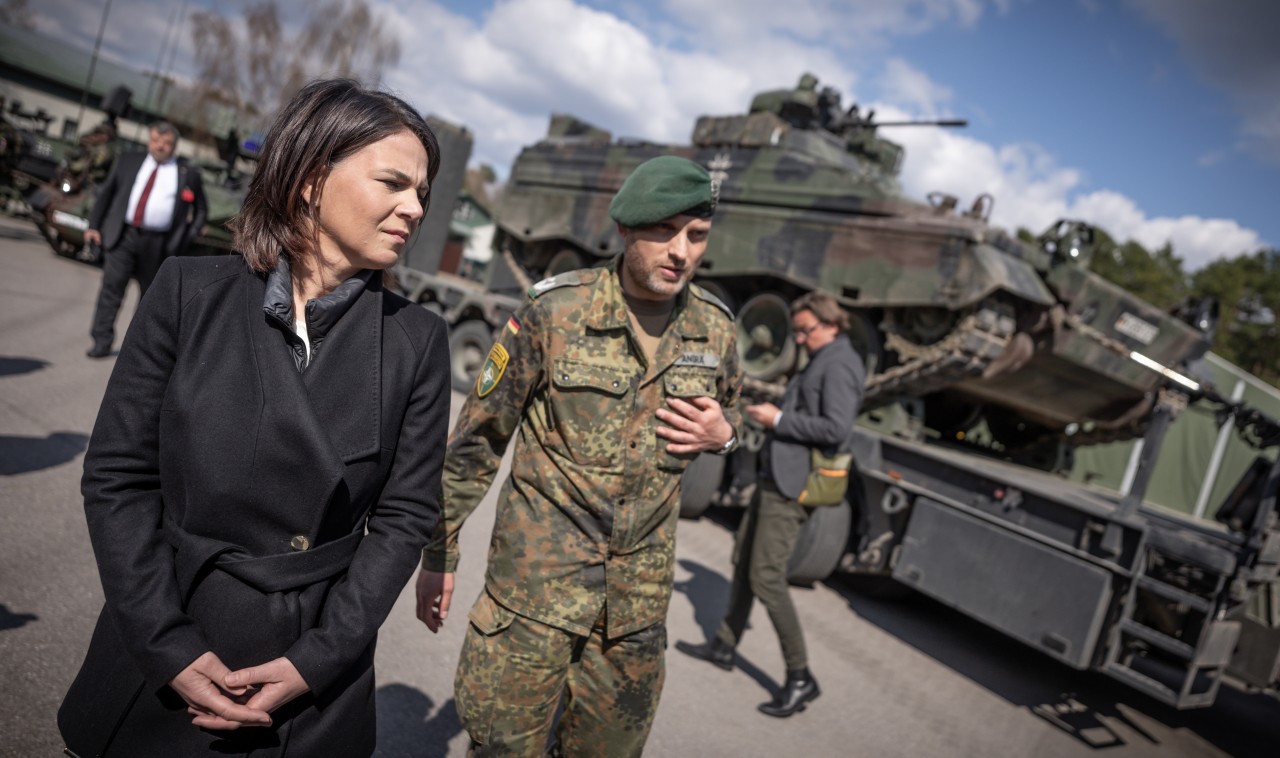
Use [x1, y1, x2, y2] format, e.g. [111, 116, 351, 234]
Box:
[872, 119, 968, 128]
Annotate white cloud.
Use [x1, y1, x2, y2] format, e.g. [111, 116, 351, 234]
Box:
[383, 0, 847, 172]
[878, 57, 954, 117]
[892, 121, 1263, 269]
[1197, 149, 1226, 168]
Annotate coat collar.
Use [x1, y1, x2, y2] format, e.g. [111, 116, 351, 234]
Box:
[262, 253, 373, 343]
[246, 263, 384, 469]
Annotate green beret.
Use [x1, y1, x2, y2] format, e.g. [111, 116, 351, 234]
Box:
[608, 155, 715, 227]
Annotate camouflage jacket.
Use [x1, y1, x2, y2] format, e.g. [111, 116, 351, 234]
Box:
[423, 259, 742, 637]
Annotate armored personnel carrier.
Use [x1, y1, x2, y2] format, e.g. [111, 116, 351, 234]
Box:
[493, 75, 1211, 453]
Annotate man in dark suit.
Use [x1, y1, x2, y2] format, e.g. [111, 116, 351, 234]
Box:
[84, 121, 207, 358]
[678, 290, 865, 718]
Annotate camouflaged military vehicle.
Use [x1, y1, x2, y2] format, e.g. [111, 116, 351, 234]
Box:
[494, 74, 1212, 455]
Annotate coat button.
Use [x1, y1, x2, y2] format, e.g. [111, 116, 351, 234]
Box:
[290, 535, 311, 551]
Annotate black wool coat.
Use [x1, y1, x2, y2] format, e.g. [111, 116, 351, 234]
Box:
[59, 255, 449, 757]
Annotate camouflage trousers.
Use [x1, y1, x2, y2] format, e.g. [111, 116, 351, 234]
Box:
[456, 592, 666, 757]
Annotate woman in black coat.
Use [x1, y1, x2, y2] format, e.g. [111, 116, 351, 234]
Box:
[59, 79, 450, 757]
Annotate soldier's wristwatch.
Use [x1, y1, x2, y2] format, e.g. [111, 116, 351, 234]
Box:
[713, 433, 738, 456]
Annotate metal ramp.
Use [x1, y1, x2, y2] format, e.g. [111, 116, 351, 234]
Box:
[1102, 527, 1241, 709]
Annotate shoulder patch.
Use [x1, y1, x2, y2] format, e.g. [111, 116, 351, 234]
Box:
[690, 283, 735, 321]
[527, 269, 590, 299]
[476, 343, 510, 398]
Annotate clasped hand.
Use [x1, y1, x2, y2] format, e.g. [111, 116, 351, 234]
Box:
[655, 396, 733, 454]
[169, 650, 310, 730]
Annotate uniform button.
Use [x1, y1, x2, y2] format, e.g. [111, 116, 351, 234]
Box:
[562, 374, 569, 382]
[630, 441, 636, 448]
[619, 498, 626, 506]
[612, 380, 620, 388]
[290, 535, 311, 551]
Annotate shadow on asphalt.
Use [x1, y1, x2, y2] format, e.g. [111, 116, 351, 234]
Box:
[0, 603, 38, 630]
[0, 356, 48, 378]
[0, 431, 89, 475]
[672, 557, 785, 700]
[827, 573, 1280, 757]
[374, 683, 464, 758]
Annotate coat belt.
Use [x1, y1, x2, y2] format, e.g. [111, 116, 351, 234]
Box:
[164, 516, 364, 599]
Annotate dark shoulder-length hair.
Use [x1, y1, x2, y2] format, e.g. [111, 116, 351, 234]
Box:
[233, 78, 441, 273]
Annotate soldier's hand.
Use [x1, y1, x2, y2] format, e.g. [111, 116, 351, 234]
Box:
[656, 396, 734, 455]
[415, 569, 454, 633]
[83, 229, 101, 247]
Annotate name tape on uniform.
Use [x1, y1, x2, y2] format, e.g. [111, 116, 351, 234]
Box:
[674, 353, 719, 368]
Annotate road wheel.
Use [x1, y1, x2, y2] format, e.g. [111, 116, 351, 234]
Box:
[847, 309, 884, 378]
[737, 292, 797, 381]
[695, 279, 736, 314]
[787, 499, 852, 585]
[448, 320, 492, 394]
[680, 453, 725, 519]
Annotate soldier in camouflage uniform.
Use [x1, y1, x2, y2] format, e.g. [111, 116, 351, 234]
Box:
[416, 155, 743, 756]
[64, 123, 117, 190]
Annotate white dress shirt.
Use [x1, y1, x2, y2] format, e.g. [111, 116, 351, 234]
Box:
[125, 154, 180, 231]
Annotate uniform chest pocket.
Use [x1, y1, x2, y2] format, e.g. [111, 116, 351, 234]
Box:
[550, 359, 632, 468]
[659, 366, 719, 471]
[663, 366, 718, 399]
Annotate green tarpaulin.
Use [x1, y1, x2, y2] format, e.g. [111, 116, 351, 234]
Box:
[1069, 352, 1280, 520]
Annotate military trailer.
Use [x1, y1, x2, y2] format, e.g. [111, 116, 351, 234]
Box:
[817, 385, 1280, 710]
[483, 76, 1280, 709]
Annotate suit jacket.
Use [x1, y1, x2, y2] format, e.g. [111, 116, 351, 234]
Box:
[87, 150, 209, 256]
[59, 256, 449, 757]
[769, 334, 866, 499]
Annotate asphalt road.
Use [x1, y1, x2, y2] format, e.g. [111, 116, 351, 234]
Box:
[2, 212, 1278, 757]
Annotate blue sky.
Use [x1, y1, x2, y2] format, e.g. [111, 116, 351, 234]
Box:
[26, 0, 1280, 270]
